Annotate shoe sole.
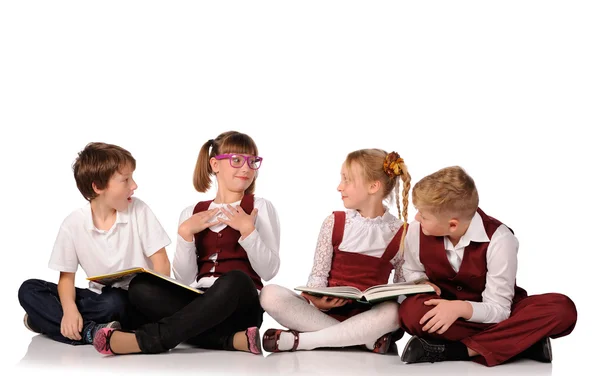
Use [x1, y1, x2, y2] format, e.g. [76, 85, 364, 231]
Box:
[543, 338, 553, 362]
[400, 336, 417, 362]
[106, 321, 122, 330]
[23, 314, 40, 334]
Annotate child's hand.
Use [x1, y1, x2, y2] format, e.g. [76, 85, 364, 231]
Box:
[301, 292, 350, 311]
[217, 205, 258, 239]
[420, 299, 470, 334]
[179, 208, 220, 241]
[420, 281, 441, 296]
[61, 307, 83, 341]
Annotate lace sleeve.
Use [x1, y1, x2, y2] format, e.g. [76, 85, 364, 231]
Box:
[391, 251, 405, 283]
[306, 214, 335, 288]
[390, 221, 406, 283]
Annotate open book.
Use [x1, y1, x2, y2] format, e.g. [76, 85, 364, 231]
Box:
[87, 267, 203, 294]
[295, 282, 435, 304]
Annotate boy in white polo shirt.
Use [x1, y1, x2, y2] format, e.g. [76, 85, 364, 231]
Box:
[18, 142, 171, 345]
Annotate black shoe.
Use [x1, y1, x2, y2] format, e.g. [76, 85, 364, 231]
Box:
[522, 338, 552, 363]
[401, 336, 467, 363]
[401, 336, 448, 363]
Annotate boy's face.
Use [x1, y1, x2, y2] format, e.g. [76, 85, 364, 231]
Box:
[100, 163, 137, 212]
[415, 208, 453, 237]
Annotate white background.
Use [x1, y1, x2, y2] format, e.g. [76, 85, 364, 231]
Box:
[1, 1, 598, 375]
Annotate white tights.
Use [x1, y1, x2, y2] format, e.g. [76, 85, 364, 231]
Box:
[259, 284, 400, 351]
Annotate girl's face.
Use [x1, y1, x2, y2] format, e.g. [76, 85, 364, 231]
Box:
[211, 153, 258, 194]
[337, 162, 371, 211]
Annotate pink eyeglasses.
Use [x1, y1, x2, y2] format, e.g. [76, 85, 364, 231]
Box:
[214, 154, 263, 170]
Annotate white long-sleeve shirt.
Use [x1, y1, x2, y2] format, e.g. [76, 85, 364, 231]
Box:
[402, 212, 519, 324]
[172, 196, 280, 289]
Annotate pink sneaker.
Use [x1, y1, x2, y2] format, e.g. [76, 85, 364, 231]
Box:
[93, 327, 118, 355]
[246, 327, 262, 355]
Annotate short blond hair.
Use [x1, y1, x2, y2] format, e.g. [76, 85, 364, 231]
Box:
[412, 166, 478, 219]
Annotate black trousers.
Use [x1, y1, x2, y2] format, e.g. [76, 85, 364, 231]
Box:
[128, 270, 263, 353]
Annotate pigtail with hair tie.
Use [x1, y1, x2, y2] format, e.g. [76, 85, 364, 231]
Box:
[383, 151, 404, 178]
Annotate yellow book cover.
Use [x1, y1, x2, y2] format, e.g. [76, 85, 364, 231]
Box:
[87, 267, 203, 294]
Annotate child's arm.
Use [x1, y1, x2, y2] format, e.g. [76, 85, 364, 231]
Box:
[172, 206, 213, 285]
[467, 226, 518, 323]
[149, 248, 171, 276]
[216, 198, 281, 281]
[57, 272, 83, 341]
[401, 221, 429, 283]
[134, 198, 172, 273]
[47, 219, 83, 340]
[306, 214, 335, 288]
[419, 226, 518, 334]
[301, 214, 352, 310]
[236, 198, 280, 281]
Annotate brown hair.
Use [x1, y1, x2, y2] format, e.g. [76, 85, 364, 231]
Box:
[345, 149, 411, 254]
[193, 131, 259, 194]
[412, 166, 479, 219]
[72, 142, 136, 201]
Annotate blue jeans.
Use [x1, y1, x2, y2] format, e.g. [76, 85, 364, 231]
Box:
[18, 278, 130, 345]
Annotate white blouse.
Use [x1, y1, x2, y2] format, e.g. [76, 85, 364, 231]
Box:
[172, 196, 280, 289]
[306, 209, 405, 288]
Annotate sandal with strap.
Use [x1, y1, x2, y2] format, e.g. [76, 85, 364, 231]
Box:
[262, 328, 300, 352]
[365, 332, 394, 354]
[93, 327, 129, 355]
[245, 327, 262, 355]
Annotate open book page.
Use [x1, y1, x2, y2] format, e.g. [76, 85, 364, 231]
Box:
[87, 267, 203, 294]
[363, 282, 435, 302]
[295, 282, 436, 303]
[294, 285, 364, 299]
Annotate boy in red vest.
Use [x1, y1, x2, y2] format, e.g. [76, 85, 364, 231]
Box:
[398, 166, 577, 366]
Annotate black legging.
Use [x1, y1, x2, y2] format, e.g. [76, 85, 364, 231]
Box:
[128, 270, 263, 353]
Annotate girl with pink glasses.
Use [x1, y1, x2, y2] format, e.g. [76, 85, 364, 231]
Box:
[93, 131, 280, 356]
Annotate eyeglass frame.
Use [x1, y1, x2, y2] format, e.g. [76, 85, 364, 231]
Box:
[214, 153, 263, 170]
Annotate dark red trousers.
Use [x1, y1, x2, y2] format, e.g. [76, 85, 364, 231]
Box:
[398, 293, 577, 366]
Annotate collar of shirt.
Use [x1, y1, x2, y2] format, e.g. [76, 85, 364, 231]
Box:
[443, 211, 490, 251]
[84, 203, 130, 232]
[346, 207, 397, 226]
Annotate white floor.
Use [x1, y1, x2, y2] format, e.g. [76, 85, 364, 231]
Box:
[15, 334, 556, 376]
[9, 311, 572, 376]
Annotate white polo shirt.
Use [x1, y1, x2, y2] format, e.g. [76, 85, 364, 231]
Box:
[48, 197, 171, 293]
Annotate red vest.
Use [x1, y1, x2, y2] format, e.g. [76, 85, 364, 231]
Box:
[419, 208, 527, 303]
[193, 194, 263, 290]
[327, 211, 404, 291]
